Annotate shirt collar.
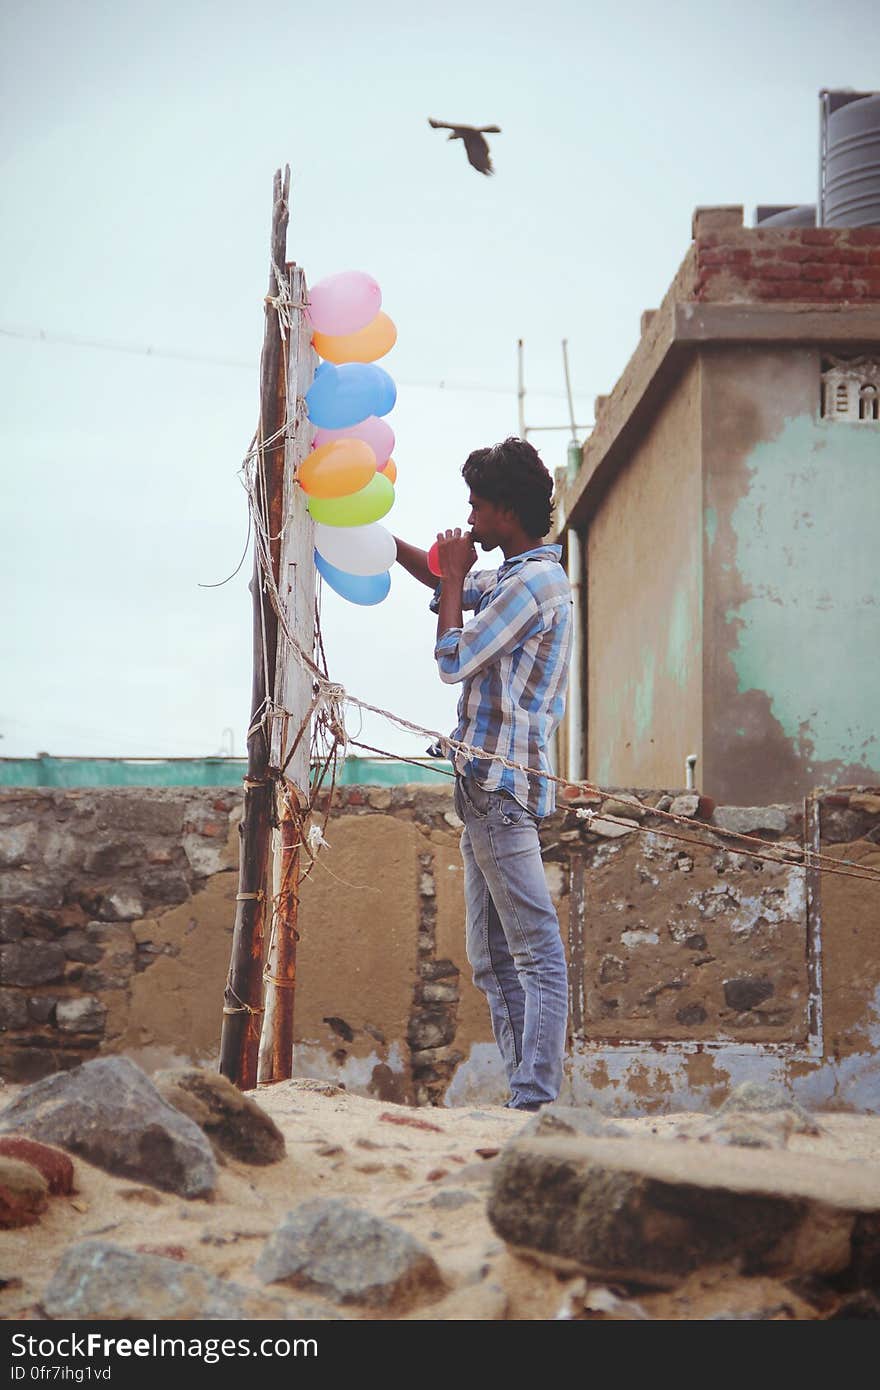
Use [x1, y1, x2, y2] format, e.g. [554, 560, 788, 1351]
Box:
[497, 543, 562, 577]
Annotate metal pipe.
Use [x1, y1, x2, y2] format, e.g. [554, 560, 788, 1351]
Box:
[686, 754, 697, 790]
[562, 338, 578, 442]
[517, 338, 526, 437]
[566, 527, 584, 783]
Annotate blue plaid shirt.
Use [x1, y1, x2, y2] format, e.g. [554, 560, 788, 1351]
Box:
[431, 544, 572, 818]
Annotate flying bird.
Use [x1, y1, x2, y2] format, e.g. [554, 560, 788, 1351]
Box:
[428, 119, 501, 175]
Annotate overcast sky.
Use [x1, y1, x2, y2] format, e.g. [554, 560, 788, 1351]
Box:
[1, 0, 876, 763]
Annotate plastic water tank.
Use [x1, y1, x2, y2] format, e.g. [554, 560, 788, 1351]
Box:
[823, 93, 880, 226]
[755, 204, 816, 227]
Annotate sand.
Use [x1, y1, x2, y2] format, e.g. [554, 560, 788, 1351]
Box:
[3, 1078, 880, 1322]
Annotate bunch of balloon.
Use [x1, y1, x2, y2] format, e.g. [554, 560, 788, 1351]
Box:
[300, 272, 399, 606]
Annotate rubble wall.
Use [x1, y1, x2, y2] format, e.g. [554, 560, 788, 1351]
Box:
[1, 784, 878, 1114]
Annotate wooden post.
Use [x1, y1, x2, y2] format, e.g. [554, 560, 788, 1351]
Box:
[219, 167, 291, 1088]
[262, 261, 317, 1082]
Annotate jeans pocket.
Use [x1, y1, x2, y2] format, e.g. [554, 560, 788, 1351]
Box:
[457, 777, 488, 819]
[497, 795, 528, 827]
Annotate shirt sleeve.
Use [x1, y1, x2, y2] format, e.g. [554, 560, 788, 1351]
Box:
[428, 568, 496, 615]
[434, 577, 545, 684]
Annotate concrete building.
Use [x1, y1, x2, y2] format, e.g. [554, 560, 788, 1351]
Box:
[556, 206, 880, 805]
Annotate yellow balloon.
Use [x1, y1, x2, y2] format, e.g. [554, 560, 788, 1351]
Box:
[379, 457, 397, 484]
[312, 312, 398, 364]
[298, 440, 376, 498]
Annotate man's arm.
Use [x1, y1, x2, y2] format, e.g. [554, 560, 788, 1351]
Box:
[393, 537, 435, 589]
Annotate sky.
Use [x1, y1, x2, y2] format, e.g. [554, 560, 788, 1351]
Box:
[1, 0, 876, 765]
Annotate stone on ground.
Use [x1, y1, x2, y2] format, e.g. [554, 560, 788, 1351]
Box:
[0, 1136, 75, 1194]
[487, 1133, 880, 1288]
[0, 1155, 49, 1228]
[518, 1103, 625, 1142]
[42, 1241, 345, 1320]
[255, 1198, 445, 1309]
[716, 1081, 822, 1135]
[153, 1067, 285, 1165]
[0, 1057, 216, 1198]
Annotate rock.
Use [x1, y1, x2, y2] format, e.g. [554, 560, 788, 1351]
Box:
[55, 996, 107, 1034]
[42, 1241, 346, 1320]
[518, 1104, 625, 1142]
[675, 1003, 708, 1026]
[27, 995, 57, 1023]
[487, 1133, 880, 1287]
[443, 811, 464, 830]
[850, 794, 880, 816]
[591, 818, 639, 838]
[699, 1111, 796, 1150]
[256, 1198, 445, 1309]
[0, 1056, 217, 1197]
[601, 797, 647, 821]
[421, 982, 458, 1004]
[669, 794, 700, 818]
[97, 889, 146, 921]
[152, 1068, 285, 1166]
[0, 1136, 75, 1193]
[0, 1154, 49, 1227]
[403, 1281, 508, 1320]
[0, 988, 28, 1030]
[716, 1081, 822, 1135]
[723, 978, 775, 1011]
[0, 941, 66, 987]
[713, 806, 789, 836]
[426, 1189, 480, 1210]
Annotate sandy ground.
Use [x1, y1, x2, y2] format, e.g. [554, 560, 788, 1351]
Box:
[3, 1079, 880, 1322]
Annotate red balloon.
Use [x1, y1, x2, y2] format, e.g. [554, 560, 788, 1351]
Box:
[427, 540, 443, 577]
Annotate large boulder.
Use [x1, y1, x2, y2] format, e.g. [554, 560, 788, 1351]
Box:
[0, 1057, 216, 1198]
[488, 1133, 880, 1288]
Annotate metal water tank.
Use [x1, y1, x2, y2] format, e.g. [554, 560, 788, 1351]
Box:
[821, 90, 880, 226]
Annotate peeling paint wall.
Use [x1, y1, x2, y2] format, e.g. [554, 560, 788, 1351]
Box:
[703, 347, 880, 804]
[588, 356, 703, 790]
[3, 785, 879, 1115]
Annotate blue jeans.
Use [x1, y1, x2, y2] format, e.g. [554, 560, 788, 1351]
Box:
[454, 775, 568, 1109]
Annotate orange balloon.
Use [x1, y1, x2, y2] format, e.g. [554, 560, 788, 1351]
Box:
[312, 312, 397, 364]
[298, 439, 376, 498]
[379, 457, 397, 484]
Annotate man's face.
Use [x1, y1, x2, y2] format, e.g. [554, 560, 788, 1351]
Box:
[467, 492, 510, 551]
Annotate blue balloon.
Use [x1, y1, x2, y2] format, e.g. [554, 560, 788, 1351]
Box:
[314, 550, 391, 606]
[305, 362, 397, 429]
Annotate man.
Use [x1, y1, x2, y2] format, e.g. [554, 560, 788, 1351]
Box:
[394, 437, 573, 1111]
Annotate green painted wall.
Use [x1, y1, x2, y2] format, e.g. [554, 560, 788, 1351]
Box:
[0, 756, 451, 789]
[728, 416, 880, 775]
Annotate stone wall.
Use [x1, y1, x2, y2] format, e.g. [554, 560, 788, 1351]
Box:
[1, 783, 879, 1114]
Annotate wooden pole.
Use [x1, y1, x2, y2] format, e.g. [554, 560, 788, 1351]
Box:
[219, 166, 291, 1088]
[266, 795, 301, 1081]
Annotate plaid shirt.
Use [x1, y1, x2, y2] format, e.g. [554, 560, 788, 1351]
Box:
[431, 544, 572, 818]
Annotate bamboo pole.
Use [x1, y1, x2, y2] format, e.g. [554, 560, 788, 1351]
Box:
[219, 166, 291, 1088]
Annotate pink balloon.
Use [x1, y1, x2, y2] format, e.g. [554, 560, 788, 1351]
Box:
[307, 271, 382, 336]
[311, 416, 395, 468]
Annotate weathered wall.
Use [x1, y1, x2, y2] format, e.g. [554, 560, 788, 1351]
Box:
[702, 347, 880, 804]
[2, 785, 879, 1114]
[587, 356, 703, 790]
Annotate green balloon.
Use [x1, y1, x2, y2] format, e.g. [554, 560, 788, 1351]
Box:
[307, 472, 394, 527]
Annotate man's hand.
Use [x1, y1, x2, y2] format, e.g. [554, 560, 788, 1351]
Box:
[436, 528, 477, 581]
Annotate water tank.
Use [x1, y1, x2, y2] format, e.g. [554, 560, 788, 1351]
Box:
[821, 91, 880, 226]
[755, 204, 816, 227]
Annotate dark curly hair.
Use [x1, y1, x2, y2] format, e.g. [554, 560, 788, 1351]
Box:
[461, 437, 555, 538]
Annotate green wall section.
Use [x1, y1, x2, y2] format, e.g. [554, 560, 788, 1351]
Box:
[0, 756, 451, 789]
[727, 416, 880, 770]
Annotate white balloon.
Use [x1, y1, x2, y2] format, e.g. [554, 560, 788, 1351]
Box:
[314, 522, 397, 577]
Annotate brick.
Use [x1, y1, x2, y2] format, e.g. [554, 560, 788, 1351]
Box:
[0, 1137, 74, 1195]
[799, 229, 838, 245]
[848, 229, 880, 245]
[761, 263, 804, 280]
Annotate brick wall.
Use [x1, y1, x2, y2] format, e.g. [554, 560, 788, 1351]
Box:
[689, 210, 880, 304]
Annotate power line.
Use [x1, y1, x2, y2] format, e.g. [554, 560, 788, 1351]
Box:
[0, 322, 594, 403]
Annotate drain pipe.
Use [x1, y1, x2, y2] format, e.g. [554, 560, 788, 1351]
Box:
[685, 754, 698, 790]
[567, 526, 584, 783]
